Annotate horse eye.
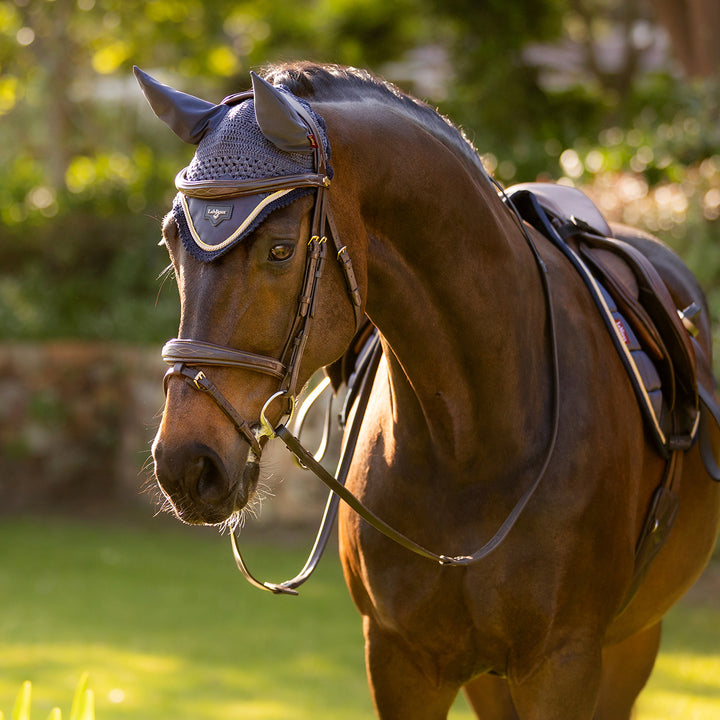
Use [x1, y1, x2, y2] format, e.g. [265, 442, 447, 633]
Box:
[269, 243, 295, 262]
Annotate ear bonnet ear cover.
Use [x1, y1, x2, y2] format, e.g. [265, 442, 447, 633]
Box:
[172, 88, 332, 262]
[133, 65, 230, 144]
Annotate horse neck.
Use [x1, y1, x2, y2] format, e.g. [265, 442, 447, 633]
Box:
[346, 117, 551, 470]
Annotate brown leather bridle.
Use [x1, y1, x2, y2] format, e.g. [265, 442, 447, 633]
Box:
[161, 91, 363, 460]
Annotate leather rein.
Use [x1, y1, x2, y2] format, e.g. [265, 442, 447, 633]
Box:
[160, 93, 561, 595]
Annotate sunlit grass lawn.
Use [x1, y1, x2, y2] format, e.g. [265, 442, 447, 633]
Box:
[636, 602, 720, 720]
[0, 517, 717, 719]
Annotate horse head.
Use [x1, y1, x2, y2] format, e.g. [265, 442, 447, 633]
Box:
[136, 67, 362, 526]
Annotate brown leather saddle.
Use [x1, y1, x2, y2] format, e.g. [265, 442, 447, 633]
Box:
[504, 182, 720, 609]
[506, 182, 720, 477]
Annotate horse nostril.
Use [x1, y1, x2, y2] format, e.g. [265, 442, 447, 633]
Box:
[154, 442, 232, 511]
[193, 454, 228, 504]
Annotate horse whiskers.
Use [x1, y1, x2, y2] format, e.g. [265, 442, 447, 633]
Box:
[143, 464, 196, 523]
[140, 456, 170, 516]
[157, 263, 174, 282]
[217, 513, 243, 535]
[139, 451, 155, 477]
[248, 480, 275, 517]
[155, 498, 177, 519]
[217, 480, 275, 536]
[148, 482, 182, 520]
[155, 263, 176, 307]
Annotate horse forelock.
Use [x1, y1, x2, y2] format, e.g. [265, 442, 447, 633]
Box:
[262, 62, 491, 185]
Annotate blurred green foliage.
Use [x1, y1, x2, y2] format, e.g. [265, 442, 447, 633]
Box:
[1, 0, 718, 343]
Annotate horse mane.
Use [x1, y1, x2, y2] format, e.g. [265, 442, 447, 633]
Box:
[262, 61, 491, 184]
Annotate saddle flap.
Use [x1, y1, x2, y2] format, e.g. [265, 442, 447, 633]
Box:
[580, 234, 702, 452]
[505, 181, 708, 455]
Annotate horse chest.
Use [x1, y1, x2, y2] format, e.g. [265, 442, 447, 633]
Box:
[339, 474, 539, 671]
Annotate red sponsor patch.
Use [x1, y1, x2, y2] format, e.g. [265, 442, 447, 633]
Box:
[615, 317, 630, 344]
[307, 133, 319, 149]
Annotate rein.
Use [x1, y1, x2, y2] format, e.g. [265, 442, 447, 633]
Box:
[239, 185, 560, 594]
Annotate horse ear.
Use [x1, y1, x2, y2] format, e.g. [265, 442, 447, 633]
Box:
[133, 66, 229, 145]
[250, 71, 313, 153]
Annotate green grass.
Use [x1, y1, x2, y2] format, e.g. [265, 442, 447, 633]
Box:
[0, 518, 374, 720]
[635, 603, 720, 720]
[0, 518, 717, 719]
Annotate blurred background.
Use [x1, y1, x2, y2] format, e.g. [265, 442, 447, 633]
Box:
[1, 2, 719, 718]
[1, 0, 719, 517]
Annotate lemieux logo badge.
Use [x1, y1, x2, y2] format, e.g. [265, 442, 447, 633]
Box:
[204, 204, 233, 226]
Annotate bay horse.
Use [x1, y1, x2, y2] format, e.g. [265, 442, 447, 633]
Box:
[136, 62, 720, 719]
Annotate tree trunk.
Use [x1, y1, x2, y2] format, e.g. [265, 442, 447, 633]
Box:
[654, 0, 720, 78]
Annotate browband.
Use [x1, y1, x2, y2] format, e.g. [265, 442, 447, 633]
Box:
[175, 168, 331, 199]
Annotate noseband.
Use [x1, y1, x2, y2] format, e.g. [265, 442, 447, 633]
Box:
[161, 89, 363, 458]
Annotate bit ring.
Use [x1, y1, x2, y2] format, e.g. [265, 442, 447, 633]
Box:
[257, 390, 296, 439]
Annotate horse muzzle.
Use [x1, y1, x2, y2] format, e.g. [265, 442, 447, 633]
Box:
[152, 437, 261, 526]
[153, 345, 293, 525]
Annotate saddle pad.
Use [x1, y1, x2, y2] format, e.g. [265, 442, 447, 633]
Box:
[598, 283, 663, 422]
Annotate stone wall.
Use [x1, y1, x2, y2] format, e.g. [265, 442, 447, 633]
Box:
[0, 343, 330, 524]
[0, 343, 163, 515]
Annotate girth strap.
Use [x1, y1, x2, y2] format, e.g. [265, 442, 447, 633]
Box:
[617, 448, 682, 616]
